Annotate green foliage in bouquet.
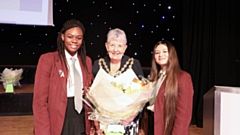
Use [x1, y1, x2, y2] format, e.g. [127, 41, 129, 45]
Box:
[105, 132, 123, 135]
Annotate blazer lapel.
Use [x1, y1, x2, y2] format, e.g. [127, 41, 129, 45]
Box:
[55, 58, 68, 96]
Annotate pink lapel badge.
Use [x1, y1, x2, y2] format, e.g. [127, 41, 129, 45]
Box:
[59, 69, 64, 77]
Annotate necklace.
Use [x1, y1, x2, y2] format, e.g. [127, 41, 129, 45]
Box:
[98, 58, 134, 77]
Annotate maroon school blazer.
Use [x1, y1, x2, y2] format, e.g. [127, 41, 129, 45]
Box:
[33, 51, 93, 135]
[154, 70, 194, 135]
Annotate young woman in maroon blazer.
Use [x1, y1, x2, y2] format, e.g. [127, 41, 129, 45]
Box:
[147, 40, 194, 135]
[33, 19, 94, 135]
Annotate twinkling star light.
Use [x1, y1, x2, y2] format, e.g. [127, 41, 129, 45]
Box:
[0, 0, 181, 66]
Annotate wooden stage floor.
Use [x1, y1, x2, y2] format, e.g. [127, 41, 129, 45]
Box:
[0, 115, 203, 135]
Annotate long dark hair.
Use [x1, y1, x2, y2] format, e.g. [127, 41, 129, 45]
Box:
[56, 19, 89, 73]
[149, 40, 181, 135]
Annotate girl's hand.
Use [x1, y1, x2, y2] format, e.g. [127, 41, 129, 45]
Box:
[96, 129, 104, 135]
[94, 120, 104, 135]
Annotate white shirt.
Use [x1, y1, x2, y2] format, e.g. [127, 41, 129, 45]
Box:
[65, 50, 83, 97]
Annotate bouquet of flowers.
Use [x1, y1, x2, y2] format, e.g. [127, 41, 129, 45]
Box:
[86, 68, 154, 134]
[0, 68, 23, 89]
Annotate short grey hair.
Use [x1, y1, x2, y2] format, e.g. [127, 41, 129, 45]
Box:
[106, 28, 127, 44]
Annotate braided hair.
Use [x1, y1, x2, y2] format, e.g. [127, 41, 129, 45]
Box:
[56, 19, 89, 73]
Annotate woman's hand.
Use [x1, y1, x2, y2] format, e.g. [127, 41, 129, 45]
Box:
[120, 112, 138, 126]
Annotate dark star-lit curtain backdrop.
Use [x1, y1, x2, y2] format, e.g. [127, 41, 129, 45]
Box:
[0, 0, 182, 67]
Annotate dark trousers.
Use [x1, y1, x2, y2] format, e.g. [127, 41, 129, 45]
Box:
[148, 111, 154, 135]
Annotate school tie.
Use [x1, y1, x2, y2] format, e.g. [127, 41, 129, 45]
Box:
[71, 57, 83, 114]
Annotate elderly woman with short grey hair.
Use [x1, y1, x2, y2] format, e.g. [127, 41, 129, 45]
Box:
[92, 28, 144, 135]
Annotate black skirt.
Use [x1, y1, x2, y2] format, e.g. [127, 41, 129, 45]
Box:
[61, 97, 85, 135]
[147, 111, 154, 135]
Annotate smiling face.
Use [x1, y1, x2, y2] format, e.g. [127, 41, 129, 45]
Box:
[154, 44, 169, 70]
[61, 27, 83, 56]
[105, 40, 127, 63]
